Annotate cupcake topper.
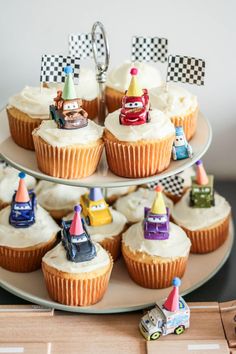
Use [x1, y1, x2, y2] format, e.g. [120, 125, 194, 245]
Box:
[163, 277, 181, 312]
[127, 68, 143, 97]
[151, 186, 166, 215]
[172, 126, 193, 161]
[196, 160, 209, 185]
[131, 36, 168, 63]
[89, 187, 104, 201]
[62, 66, 77, 100]
[15, 172, 30, 203]
[69, 205, 84, 236]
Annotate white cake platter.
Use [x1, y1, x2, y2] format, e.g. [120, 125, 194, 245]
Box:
[0, 220, 233, 314]
[0, 109, 212, 187]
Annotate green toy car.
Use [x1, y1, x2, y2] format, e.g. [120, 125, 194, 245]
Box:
[190, 175, 215, 208]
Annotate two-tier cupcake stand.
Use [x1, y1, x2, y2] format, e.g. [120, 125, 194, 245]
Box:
[0, 107, 234, 314]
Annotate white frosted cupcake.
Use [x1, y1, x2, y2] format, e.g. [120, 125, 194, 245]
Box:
[0, 165, 36, 209]
[105, 186, 137, 204]
[7, 86, 57, 150]
[35, 181, 88, 220]
[115, 188, 173, 224]
[149, 84, 198, 140]
[105, 61, 162, 113]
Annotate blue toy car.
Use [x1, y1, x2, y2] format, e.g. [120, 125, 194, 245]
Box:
[9, 190, 36, 228]
[172, 127, 193, 161]
[61, 218, 96, 263]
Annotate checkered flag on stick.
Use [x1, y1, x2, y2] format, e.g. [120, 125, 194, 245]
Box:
[166, 55, 205, 85]
[69, 33, 105, 59]
[40, 55, 80, 84]
[131, 36, 168, 63]
[147, 175, 184, 197]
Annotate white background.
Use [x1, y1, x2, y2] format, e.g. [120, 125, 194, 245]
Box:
[0, 0, 235, 178]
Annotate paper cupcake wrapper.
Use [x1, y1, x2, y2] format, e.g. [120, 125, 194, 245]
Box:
[42, 256, 113, 306]
[82, 98, 98, 120]
[105, 87, 123, 113]
[171, 107, 198, 141]
[122, 244, 188, 289]
[33, 134, 104, 179]
[99, 234, 122, 261]
[104, 131, 174, 178]
[180, 215, 230, 254]
[0, 236, 56, 273]
[7, 108, 42, 150]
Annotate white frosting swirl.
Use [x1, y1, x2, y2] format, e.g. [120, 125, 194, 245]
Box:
[106, 186, 132, 198]
[105, 109, 175, 142]
[34, 120, 103, 147]
[106, 61, 162, 92]
[123, 221, 191, 258]
[47, 68, 97, 100]
[8, 86, 57, 119]
[149, 84, 198, 117]
[0, 205, 60, 248]
[115, 188, 173, 223]
[35, 181, 88, 211]
[42, 242, 110, 273]
[172, 192, 231, 231]
[0, 166, 36, 204]
[64, 208, 127, 242]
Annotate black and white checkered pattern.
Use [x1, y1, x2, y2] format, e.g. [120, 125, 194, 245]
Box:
[131, 36, 168, 63]
[69, 33, 105, 59]
[40, 55, 80, 84]
[148, 175, 184, 197]
[166, 55, 205, 85]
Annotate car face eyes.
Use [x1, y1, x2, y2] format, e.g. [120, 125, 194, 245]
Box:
[90, 203, 106, 211]
[124, 101, 143, 108]
[64, 102, 78, 110]
[14, 205, 31, 210]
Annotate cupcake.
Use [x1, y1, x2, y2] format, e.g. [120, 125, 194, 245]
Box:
[77, 188, 127, 260]
[46, 67, 98, 119]
[105, 186, 137, 205]
[0, 172, 60, 272]
[104, 68, 175, 178]
[0, 165, 36, 210]
[122, 187, 191, 288]
[7, 86, 57, 150]
[105, 61, 162, 113]
[42, 205, 113, 306]
[172, 161, 231, 254]
[149, 84, 198, 140]
[33, 66, 104, 179]
[115, 187, 173, 225]
[35, 180, 88, 220]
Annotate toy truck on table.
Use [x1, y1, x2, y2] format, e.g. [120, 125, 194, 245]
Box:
[139, 297, 190, 340]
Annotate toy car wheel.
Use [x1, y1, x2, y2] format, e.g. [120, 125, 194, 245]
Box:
[85, 216, 91, 226]
[146, 112, 151, 123]
[150, 332, 161, 340]
[174, 325, 185, 335]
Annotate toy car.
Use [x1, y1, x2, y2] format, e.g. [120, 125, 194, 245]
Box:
[172, 127, 193, 160]
[61, 219, 96, 263]
[119, 89, 150, 125]
[80, 193, 112, 226]
[190, 175, 215, 208]
[9, 190, 36, 228]
[143, 207, 170, 240]
[139, 297, 190, 340]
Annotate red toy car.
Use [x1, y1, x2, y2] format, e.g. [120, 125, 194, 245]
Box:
[119, 89, 150, 125]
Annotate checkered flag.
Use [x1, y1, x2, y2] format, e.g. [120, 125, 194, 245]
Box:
[148, 175, 184, 197]
[131, 36, 168, 63]
[166, 55, 205, 85]
[69, 33, 105, 59]
[40, 55, 80, 84]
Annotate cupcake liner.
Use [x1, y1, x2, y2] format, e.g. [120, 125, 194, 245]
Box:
[7, 107, 42, 150]
[33, 134, 104, 179]
[105, 87, 123, 113]
[99, 234, 122, 261]
[122, 244, 188, 289]
[122, 243, 188, 289]
[82, 98, 98, 120]
[0, 236, 57, 273]
[179, 215, 230, 254]
[42, 255, 113, 306]
[104, 129, 174, 178]
[171, 107, 198, 141]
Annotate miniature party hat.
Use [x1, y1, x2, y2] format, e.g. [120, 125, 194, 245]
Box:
[69, 205, 84, 236]
[176, 126, 185, 137]
[196, 160, 208, 185]
[62, 66, 77, 100]
[15, 172, 30, 203]
[151, 186, 166, 215]
[127, 68, 143, 97]
[89, 188, 103, 201]
[163, 277, 181, 312]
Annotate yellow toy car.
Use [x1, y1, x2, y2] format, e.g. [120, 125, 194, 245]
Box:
[80, 188, 113, 226]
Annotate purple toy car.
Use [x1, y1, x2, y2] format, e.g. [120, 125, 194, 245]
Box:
[143, 207, 170, 240]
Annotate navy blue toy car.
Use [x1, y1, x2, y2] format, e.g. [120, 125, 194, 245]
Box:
[9, 190, 37, 228]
